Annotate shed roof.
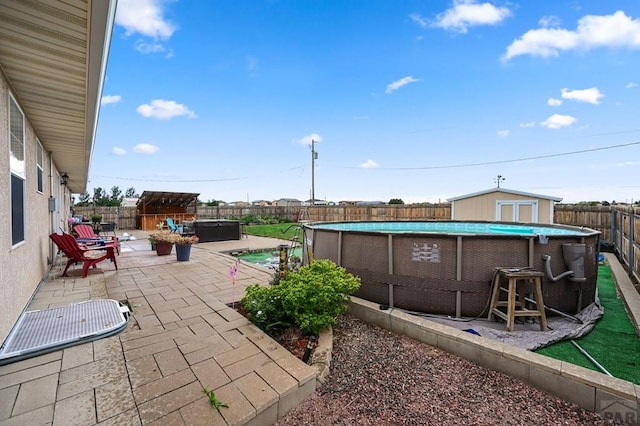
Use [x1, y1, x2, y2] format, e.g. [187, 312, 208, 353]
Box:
[447, 187, 563, 202]
[137, 191, 200, 210]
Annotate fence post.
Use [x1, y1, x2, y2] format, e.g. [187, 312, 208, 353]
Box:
[615, 209, 622, 262]
[610, 209, 615, 245]
[629, 213, 635, 279]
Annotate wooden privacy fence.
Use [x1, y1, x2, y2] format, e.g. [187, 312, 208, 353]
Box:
[73, 203, 638, 245]
[611, 206, 640, 282]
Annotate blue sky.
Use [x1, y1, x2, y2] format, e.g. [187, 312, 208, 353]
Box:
[91, 0, 640, 204]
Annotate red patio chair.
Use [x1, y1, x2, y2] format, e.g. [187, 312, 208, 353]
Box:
[50, 233, 118, 278]
[73, 223, 119, 254]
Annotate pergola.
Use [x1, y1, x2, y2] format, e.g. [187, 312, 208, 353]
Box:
[136, 191, 200, 231]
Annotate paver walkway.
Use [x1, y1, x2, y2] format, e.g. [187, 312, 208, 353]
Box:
[0, 232, 316, 425]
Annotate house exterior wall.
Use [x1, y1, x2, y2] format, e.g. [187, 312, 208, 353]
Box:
[451, 191, 554, 223]
[0, 72, 69, 342]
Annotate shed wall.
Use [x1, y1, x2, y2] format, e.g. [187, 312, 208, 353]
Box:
[452, 192, 554, 223]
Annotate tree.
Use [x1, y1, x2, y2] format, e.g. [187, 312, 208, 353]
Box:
[76, 191, 91, 206]
[109, 186, 123, 205]
[389, 198, 404, 205]
[205, 199, 219, 206]
[93, 187, 107, 205]
[125, 187, 138, 198]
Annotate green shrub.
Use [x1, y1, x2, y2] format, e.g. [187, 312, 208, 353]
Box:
[241, 284, 290, 332]
[241, 259, 360, 335]
[241, 214, 258, 224]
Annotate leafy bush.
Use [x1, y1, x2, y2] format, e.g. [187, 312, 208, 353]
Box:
[241, 259, 360, 335]
[242, 284, 291, 332]
[241, 214, 258, 224]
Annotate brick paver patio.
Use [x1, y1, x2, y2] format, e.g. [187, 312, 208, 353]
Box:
[0, 232, 316, 425]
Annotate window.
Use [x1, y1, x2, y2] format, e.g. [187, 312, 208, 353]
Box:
[10, 95, 25, 245]
[36, 139, 43, 193]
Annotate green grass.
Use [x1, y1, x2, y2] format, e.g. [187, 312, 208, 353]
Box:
[536, 264, 640, 384]
[245, 223, 300, 240]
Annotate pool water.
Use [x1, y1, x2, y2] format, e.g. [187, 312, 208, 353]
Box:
[311, 221, 589, 236]
[236, 247, 302, 269]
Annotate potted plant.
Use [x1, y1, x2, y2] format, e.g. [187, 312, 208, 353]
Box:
[149, 233, 174, 256]
[174, 234, 199, 261]
[90, 213, 102, 224]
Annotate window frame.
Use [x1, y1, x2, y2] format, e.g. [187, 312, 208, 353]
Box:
[36, 139, 44, 193]
[9, 94, 26, 246]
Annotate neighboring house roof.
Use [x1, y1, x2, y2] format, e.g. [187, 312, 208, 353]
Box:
[121, 198, 139, 207]
[447, 187, 563, 202]
[278, 198, 301, 202]
[0, 0, 117, 193]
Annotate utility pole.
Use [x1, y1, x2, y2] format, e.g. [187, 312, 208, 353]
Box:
[311, 139, 318, 204]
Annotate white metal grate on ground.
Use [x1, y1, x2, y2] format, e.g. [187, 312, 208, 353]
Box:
[0, 299, 129, 365]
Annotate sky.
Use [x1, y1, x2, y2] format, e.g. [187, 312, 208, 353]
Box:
[90, 0, 640, 204]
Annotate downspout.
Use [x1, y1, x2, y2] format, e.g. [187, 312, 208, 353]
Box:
[48, 154, 55, 264]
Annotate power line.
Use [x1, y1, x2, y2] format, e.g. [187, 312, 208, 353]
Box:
[92, 165, 306, 183]
[342, 141, 640, 171]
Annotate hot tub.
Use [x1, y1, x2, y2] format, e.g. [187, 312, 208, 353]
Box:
[193, 220, 241, 242]
[303, 221, 600, 317]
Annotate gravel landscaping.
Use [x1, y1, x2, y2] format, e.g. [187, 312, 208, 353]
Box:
[276, 314, 616, 425]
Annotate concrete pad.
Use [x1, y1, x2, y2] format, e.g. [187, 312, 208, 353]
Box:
[180, 396, 227, 426]
[0, 360, 61, 390]
[133, 368, 196, 405]
[95, 378, 136, 423]
[0, 385, 18, 420]
[12, 372, 58, 416]
[138, 381, 204, 425]
[53, 390, 96, 426]
[191, 358, 231, 391]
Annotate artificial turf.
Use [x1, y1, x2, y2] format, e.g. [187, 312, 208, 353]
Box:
[536, 263, 640, 384]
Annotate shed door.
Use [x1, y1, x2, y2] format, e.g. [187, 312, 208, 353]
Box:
[496, 200, 538, 223]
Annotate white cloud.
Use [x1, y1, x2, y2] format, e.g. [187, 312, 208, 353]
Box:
[115, 0, 176, 39]
[519, 121, 536, 128]
[134, 40, 169, 55]
[386, 76, 419, 94]
[359, 159, 379, 169]
[539, 15, 561, 28]
[136, 99, 196, 120]
[625, 82, 637, 89]
[615, 160, 640, 167]
[432, 0, 512, 33]
[540, 114, 577, 129]
[497, 129, 509, 137]
[298, 133, 323, 145]
[101, 95, 122, 105]
[547, 97, 563, 106]
[409, 13, 429, 29]
[561, 87, 604, 104]
[503, 11, 640, 61]
[112, 147, 126, 156]
[133, 143, 160, 154]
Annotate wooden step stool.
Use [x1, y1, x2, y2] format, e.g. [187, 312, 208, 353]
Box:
[488, 268, 548, 332]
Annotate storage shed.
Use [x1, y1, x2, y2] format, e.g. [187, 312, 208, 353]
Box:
[447, 188, 562, 224]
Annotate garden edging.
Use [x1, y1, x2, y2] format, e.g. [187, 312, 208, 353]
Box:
[310, 326, 333, 383]
[347, 295, 638, 422]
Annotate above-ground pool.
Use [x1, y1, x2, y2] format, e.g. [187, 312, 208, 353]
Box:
[304, 221, 600, 317]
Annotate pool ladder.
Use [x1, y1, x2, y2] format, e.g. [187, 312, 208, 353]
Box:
[288, 208, 311, 266]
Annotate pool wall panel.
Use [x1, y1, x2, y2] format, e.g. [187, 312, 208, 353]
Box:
[306, 222, 601, 317]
